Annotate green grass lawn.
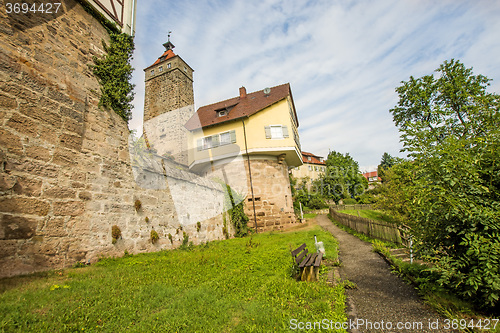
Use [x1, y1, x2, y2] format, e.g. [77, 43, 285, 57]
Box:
[340, 209, 396, 223]
[0, 226, 346, 332]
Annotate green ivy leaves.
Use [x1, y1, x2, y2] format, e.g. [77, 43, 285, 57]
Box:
[91, 32, 135, 123]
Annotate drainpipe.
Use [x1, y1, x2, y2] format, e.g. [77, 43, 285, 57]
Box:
[242, 117, 258, 233]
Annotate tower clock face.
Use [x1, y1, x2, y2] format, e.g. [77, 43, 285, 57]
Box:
[92, 0, 125, 27]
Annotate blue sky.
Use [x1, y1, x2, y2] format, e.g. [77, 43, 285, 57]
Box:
[129, 0, 500, 171]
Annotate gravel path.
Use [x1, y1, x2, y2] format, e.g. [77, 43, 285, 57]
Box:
[316, 214, 456, 333]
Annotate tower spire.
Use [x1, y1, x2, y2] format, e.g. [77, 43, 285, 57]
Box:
[163, 31, 175, 51]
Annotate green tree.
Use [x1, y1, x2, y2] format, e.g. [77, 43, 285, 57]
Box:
[317, 151, 367, 204]
[387, 59, 500, 309]
[377, 152, 396, 182]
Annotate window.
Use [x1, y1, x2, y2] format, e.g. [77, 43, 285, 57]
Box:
[308, 165, 313, 171]
[202, 136, 213, 150]
[167, 63, 171, 69]
[159, 66, 163, 72]
[197, 130, 236, 151]
[270, 126, 283, 139]
[217, 110, 227, 117]
[264, 125, 289, 139]
[220, 131, 231, 145]
[314, 166, 318, 171]
[150, 70, 154, 75]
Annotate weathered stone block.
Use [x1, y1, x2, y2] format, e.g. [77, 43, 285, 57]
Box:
[25, 145, 51, 162]
[0, 93, 18, 109]
[0, 197, 50, 216]
[0, 173, 17, 191]
[6, 157, 59, 178]
[59, 133, 83, 150]
[13, 175, 42, 197]
[44, 186, 76, 199]
[60, 106, 85, 124]
[37, 124, 59, 145]
[19, 103, 62, 128]
[53, 147, 78, 166]
[0, 214, 38, 239]
[43, 216, 68, 237]
[63, 117, 84, 136]
[78, 191, 92, 201]
[6, 112, 38, 136]
[0, 128, 23, 154]
[52, 200, 84, 216]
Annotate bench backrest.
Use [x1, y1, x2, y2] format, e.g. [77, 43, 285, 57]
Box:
[291, 243, 323, 268]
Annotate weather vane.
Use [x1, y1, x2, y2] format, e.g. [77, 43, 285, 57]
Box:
[168, 31, 172, 42]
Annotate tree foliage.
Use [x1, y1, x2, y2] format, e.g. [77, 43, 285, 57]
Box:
[384, 59, 500, 310]
[317, 151, 367, 204]
[377, 152, 396, 182]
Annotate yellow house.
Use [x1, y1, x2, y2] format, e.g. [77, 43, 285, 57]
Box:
[291, 151, 326, 189]
[185, 83, 302, 231]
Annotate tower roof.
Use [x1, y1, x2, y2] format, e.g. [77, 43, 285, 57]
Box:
[144, 49, 177, 70]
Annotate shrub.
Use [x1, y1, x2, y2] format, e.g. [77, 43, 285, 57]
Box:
[343, 198, 357, 205]
[111, 225, 121, 244]
[134, 199, 142, 211]
[196, 221, 201, 232]
[224, 185, 249, 237]
[179, 232, 192, 250]
[150, 230, 159, 244]
[145, 216, 149, 223]
[168, 233, 173, 244]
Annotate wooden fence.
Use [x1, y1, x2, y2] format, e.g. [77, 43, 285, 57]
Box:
[331, 204, 373, 211]
[329, 207, 403, 245]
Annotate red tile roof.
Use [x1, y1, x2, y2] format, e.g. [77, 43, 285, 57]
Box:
[362, 171, 380, 181]
[144, 49, 176, 70]
[301, 151, 325, 165]
[185, 83, 298, 130]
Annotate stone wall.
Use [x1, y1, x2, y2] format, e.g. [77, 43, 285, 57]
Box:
[0, 0, 227, 278]
[245, 157, 296, 232]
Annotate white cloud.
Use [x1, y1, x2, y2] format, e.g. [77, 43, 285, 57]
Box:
[130, 0, 500, 170]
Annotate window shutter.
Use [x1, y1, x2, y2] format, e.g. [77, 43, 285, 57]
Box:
[212, 134, 220, 147]
[197, 138, 202, 151]
[265, 126, 271, 139]
[282, 125, 289, 138]
[230, 130, 236, 143]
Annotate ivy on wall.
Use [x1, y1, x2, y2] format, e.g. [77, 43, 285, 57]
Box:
[91, 32, 135, 122]
[224, 185, 249, 237]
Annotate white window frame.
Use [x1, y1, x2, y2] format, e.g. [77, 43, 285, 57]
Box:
[220, 131, 231, 145]
[270, 125, 284, 139]
[202, 136, 212, 150]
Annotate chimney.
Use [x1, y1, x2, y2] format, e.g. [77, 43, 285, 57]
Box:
[239, 86, 247, 98]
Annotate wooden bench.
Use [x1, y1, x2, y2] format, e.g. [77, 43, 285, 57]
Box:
[291, 243, 323, 281]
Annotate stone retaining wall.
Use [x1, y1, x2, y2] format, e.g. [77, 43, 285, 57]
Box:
[0, 0, 227, 278]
